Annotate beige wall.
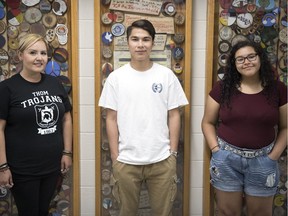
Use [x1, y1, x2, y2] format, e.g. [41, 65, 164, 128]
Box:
[78, 1, 208, 215]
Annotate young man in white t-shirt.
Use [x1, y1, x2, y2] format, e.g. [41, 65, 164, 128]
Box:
[99, 19, 189, 216]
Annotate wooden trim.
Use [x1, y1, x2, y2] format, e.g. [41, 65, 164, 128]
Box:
[203, 1, 288, 215]
[183, 1, 192, 215]
[203, 1, 217, 215]
[70, 1, 80, 215]
[94, 1, 192, 215]
[95, 1, 102, 215]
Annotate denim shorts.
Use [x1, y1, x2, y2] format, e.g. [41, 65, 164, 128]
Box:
[210, 138, 279, 197]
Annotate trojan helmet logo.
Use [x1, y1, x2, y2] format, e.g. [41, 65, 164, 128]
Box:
[35, 103, 59, 128]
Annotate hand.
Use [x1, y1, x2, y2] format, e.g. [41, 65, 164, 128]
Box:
[61, 155, 72, 174]
[111, 153, 119, 163]
[0, 169, 13, 188]
[211, 146, 220, 153]
[267, 152, 280, 161]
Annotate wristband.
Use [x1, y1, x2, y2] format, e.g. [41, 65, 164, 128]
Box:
[0, 163, 8, 169]
[170, 150, 178, 157]
[0, 163, 9, 172]
[0, 166, 9, 172]
[63, 150, 72, 154]
[63, 150, 73, 158]
[211, 145, 219, 151]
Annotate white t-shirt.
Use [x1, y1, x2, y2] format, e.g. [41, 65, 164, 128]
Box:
[99, 63, 189, 165]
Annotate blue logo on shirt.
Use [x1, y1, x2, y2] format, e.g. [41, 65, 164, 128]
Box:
[152, 83, 163, 93]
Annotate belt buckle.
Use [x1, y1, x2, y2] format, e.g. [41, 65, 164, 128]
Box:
[242, 151, 255, 158]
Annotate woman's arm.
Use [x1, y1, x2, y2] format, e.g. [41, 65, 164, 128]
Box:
[201, 95, 221, 152]
[62, 112, 73, 152]
[61, 112, 73, 173]
[268, 104, 287, 160]
[0, 120, 7, 165]
[0, 119, 13, 187]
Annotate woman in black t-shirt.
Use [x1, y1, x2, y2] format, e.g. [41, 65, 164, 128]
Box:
[0, 34, 73, 216]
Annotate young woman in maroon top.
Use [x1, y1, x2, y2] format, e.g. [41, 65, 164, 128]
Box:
[202, 40, 287, 216]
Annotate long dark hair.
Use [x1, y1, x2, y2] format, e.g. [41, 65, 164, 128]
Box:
[220, 40, 277, 108]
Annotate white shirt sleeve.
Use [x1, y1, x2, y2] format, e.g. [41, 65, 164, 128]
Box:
[98, 75, 118, 111]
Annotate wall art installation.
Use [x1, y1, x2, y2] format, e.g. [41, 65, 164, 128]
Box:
[95, 0, 192, 215]
[204, 0, 287, 215]
[0, 0, 79, 215]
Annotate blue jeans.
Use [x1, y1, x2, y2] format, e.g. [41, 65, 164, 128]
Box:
[210, 138, 279, 197]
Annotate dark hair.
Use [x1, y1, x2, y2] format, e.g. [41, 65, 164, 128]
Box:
[126, 19, 156, 41]
[220, 40, 278, 108]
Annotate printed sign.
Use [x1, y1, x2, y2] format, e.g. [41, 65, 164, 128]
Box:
[114, 34, 167, 51]
[114, 50, 171, 69]
[124, 14, 175, 34]
[109, 0, 163, 15]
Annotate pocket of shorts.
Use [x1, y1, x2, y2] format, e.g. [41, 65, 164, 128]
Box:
[211, 149, 220, 155]
[168, 154, 177, 164]
[210, 149, 229, 181]
[112, 159, 120, 167]
[170, 175, 178, 202]
[111, 174, 121, 204]
[266, 154, 278, 162]
[250, 155, 279, 188]
[211, 148, 229, 161]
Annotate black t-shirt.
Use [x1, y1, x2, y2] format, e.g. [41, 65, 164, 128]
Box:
[0, 73, 72, 176]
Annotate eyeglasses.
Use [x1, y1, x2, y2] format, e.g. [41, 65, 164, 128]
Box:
[235, 53, 258, 64]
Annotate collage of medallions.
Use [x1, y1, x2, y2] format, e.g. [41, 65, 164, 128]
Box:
[99, 0, 186, 215]
[217, 0, 287, 87]
[0, 0, 72, 96]
[0, 1, 73, 215]
[215, 1, 287, 216]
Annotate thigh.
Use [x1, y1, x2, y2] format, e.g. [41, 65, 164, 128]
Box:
[112, 161, 143, 216]
[145, 156, 177, 216]
[10, 179, 40, 216]
[215, 188, 243, 216]
[245, 194, 274, 216]
[39, 173, 60, 216]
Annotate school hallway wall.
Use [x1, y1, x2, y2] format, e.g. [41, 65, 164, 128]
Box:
[78, 1, 208, 215]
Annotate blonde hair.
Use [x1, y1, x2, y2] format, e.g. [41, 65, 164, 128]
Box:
[18, 33, 48, 53]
